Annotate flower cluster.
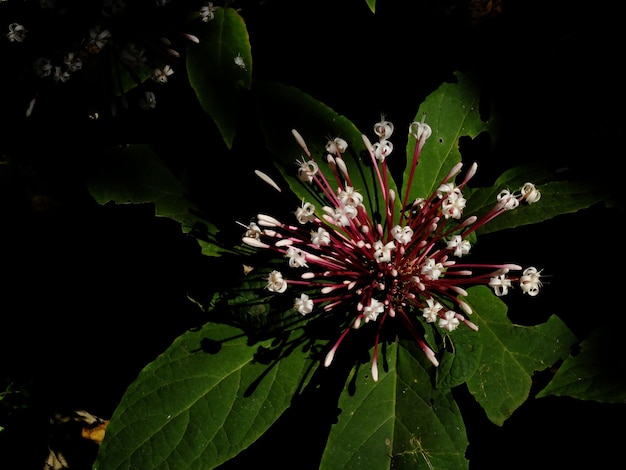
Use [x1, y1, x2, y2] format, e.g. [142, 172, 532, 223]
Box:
[1, 0, 221, 118]
[242, 116, 542, 381]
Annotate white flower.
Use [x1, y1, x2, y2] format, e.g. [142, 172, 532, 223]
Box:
[438, 310, 460, 332]
[422, 298, 443, 323]
[520, 267, 542, 296]
[88, 26, 112, 51]
[244, 221, 262, 239]
[441, 193, 466, 219]
[325, 137, 347, 156]
[337, 186, 363, 207]
[295, 293, 313, 315]
[373, 240, 395, 263]
[391, 225, 414, 245]
[421, 258, 444, 280]
[6, 23, 27, 43]
[266, 270, 287, 293]
[489, 274, 512, 296]
[234, 53, 246, 70]
[363, 299, 384, 323]
[311, 227, 330, 246]
[152, 65, 174, 84]
[285, 247, 308, 268]
[409, 120, 432, 141]
[295, 201, 316, 224]
[372, 139, 393, 161]
[63, 52, 82, 72]
[374, 117, 394, 139]
[200, 2, 218, 22]
[497, 189, 519, 210]
[521, 182, 541, 204]
[331, 204, 357, 226]
[447, 235, 471, 257]
[297, 157, 319, 182]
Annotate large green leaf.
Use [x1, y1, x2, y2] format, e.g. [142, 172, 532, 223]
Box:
[466, 164, 607, 235]
[85, 144, 224, 257]
[320, 340, 468, 470]
[465, 286, 577, 425]
[187, 7, 252, 148]
[436, 324, 484, 390]
[94, 322, 314, 470]
[404, 71, 496, 202]
[254, 79, 400, 226]
[536, 325, 626, 403]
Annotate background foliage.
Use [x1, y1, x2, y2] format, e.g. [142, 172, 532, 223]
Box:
[1, 1, 624, 469]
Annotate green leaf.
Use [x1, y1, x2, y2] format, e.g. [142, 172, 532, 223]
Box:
[94, 322, 314, 470]
[187, 7, 252, 148]
[404, 71, 496, 202]
[465, 286, 577, 425]
[85, 144, 224, 257]
[364, 0, 376, 13]
[254, 79, 400, 225]
[436, 325, 483, 389]
[467, 164, 607, 235]
[320, 340, 468, 470]
[536, 325, 626, 403]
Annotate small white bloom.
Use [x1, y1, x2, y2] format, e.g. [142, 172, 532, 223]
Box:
[152, 65, 174, 84]
[88, 26, 112, 51]
[409, 120, 432, 141]
[373, 240, 395, 263]
[311, 227, 330, 246]
[489, 274, 512, 296]
[285, 246, 308, 268]
[374, 116, 394, 139]
[363, 299, 385, 323]
[337, 186, 363, 207]
[520, 267, 542, 296]
[295, 200, 316, 224]
[521, 182, 541, 204]
[242, 221, 262, 239]
[497, 189, 519, 210]
[421, 258, 444, 280]
[296, 157, 318, 182]
[6, 23, 27, 43]
[437, 182, 461, 199]
[422, 297, 443, 323]
[266, 270, 287, 293]
[332, 204, 357, 226]
[372, 139, 393, 161]
[325, 137, 348, 156]
[438, 310, 460, 332]
[391, 225, 414, 245]
[200, 2, 218, 22]
[441, 193, 466, 219]
[63, 52, 82, 72]
[234, 52, 246, 70]
[295, 293, 313, 315]
[447, 235, 471, 257]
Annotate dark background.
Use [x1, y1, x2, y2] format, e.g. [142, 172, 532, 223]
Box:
[1, 0, 624, 469]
